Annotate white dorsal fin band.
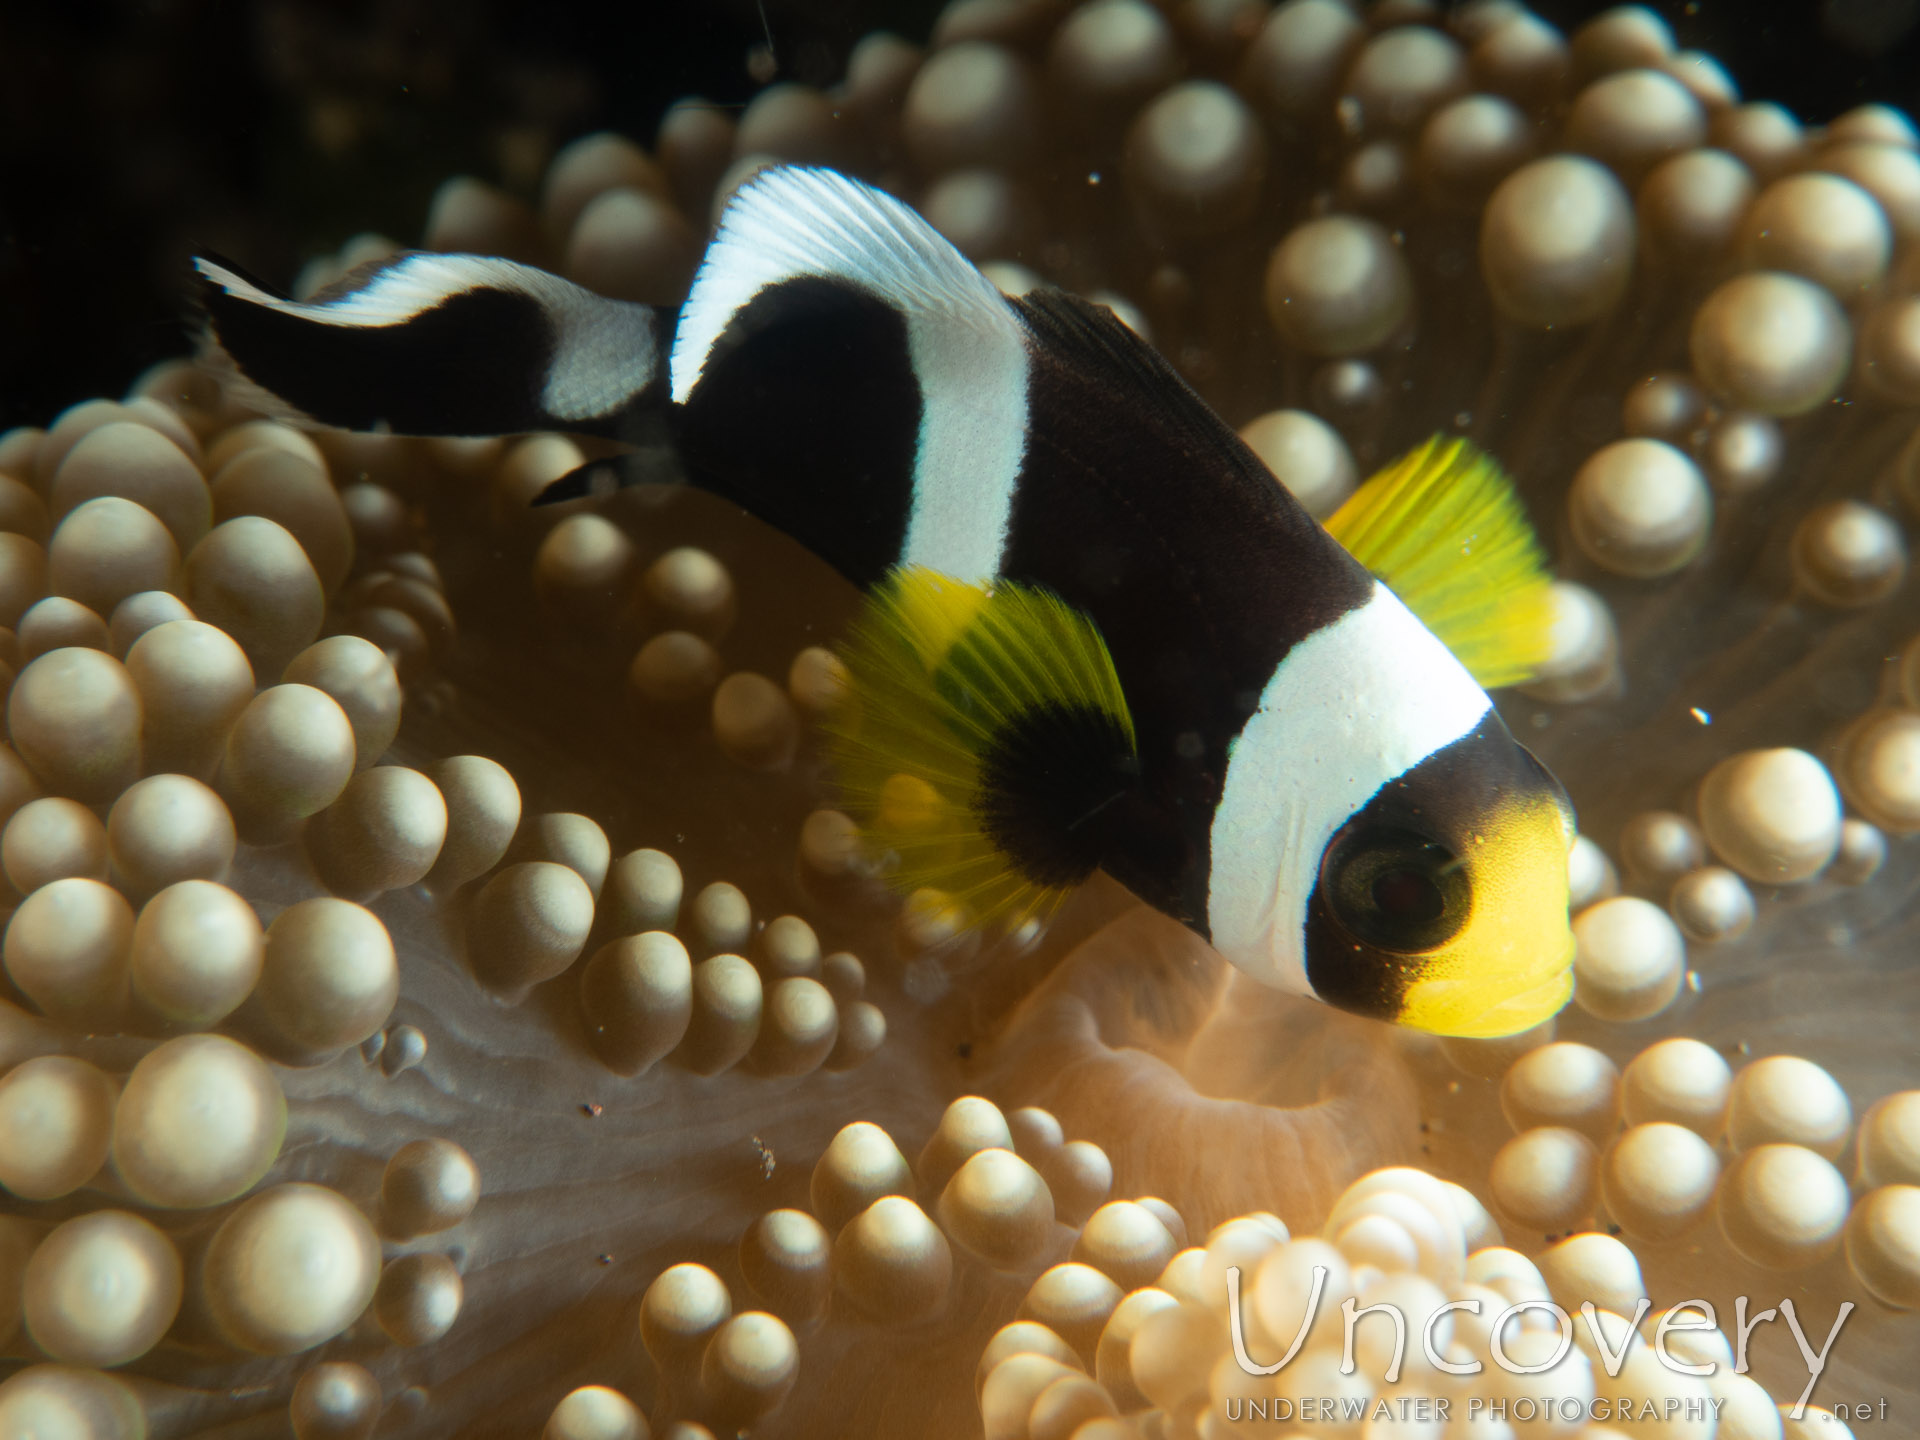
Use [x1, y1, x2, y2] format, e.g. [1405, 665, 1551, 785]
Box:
[675, 166, 1031, 583]
[194, 252, 657, 424]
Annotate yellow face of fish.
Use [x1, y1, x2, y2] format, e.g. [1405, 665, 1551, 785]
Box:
[1304, 716, 1576, 1038]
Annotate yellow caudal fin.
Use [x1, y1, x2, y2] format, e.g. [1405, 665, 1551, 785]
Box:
[1326, 436, 1554, 689]
[827, 567, 1137, 928]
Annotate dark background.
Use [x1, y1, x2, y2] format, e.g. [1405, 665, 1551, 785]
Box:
[4, 0, 1918, 430]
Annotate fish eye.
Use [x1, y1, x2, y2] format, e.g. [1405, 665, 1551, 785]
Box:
[1323, 826, 1470, 953]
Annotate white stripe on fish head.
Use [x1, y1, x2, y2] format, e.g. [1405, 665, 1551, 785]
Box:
[1207, 583, 1492, 997]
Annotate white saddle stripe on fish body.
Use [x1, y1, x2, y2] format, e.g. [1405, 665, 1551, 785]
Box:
[672, 166, 1031, 584]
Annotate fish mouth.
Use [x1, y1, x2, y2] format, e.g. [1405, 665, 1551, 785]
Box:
[1390, 922, 1575, 1038]
[1442, 961, 1576, 1040]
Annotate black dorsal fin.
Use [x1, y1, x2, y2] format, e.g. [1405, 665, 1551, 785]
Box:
[1012, 289, 1235, 459]
[194, 251, 665, 440]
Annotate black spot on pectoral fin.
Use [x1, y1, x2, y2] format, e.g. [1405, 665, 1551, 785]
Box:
[975, 703, 1156, 893]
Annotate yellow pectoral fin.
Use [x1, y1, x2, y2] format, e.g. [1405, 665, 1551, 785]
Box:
[827, 566, 1136, 927]
[1327, 436, 1555, 689]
